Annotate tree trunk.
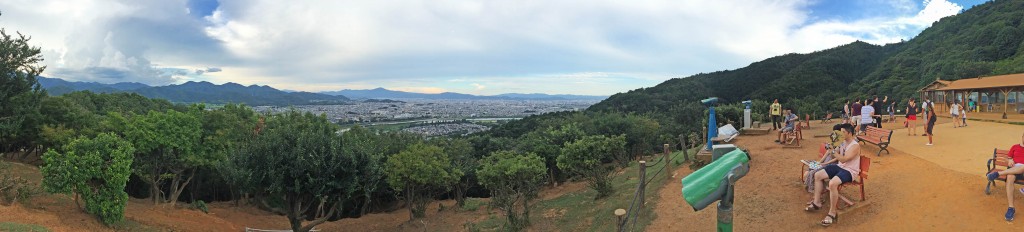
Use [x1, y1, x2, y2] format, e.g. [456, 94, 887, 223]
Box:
[167, 168, 197, 207]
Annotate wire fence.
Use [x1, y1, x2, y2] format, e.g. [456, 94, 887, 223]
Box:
[616, 136, 701, 232]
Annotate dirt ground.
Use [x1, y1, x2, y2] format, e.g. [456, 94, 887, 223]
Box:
[0, 160, 586, 232]
[5, 117, 1024, 231]
[647, 119, 1024, 231]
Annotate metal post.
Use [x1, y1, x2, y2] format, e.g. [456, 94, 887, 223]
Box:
[706, 105, 718, 151]
[717, 174, 737, 232]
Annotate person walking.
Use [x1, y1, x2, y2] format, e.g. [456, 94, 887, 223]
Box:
[926, 100, 937, 145]
[851, 99, 862, 129]
[771, 99, 782, 131]
[906, 98, 919, 136]
[921, 99, 932, 137]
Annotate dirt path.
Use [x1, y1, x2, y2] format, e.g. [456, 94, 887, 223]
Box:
[647, 122, 1024, 231]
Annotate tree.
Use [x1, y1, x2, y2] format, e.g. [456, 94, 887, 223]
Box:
[557, 134, 626, 199]
[386, 143, 462, 220]
[0, 27, 46, 155]
[125, 109, 202, 205]
[236, 110, 352, 232]
[477, 151, 546, 231]
[430, 137, 476, 207]
[41, 133, 134, 225]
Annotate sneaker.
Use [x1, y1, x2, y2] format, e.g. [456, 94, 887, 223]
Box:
[989, 172, 1000, 181]
[1007, 207, 1016, 222]
[926, 143, 933, 146]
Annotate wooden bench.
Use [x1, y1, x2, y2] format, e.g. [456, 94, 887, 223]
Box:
[856, 126, 892, 156]
[833, 156, 871, 209]
[781, 121, 803, 148]
[820, 112, 833, 124]
[985, 149, 1024, 195]
[802, 114, 811, 129]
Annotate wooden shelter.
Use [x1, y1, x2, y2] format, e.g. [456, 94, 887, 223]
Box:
[920, 73, 1024, 119]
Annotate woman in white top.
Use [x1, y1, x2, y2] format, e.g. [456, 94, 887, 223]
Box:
[804, 123, 861, 227]
[951, 102, 961, 128]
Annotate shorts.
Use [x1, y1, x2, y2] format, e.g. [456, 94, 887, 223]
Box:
[852, 116, 861, 123]
[926, 117, 936, 134]
[908, 115, 917, 120]
[1010, 164, 1024, 180]
[782, 126, 794, 132]
[823, 164, 853, 183]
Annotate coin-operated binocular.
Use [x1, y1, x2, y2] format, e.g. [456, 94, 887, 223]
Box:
[701, 97, 719, 151]
[681, 147, 751, 232]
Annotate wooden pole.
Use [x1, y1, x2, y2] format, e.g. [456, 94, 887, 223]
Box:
[638, 161, 647, 208]
[615, 208, 627, 232]
[664, 144, 671, 180]
[1004, 88, 1011, 119]
[680, 134, 690, 162]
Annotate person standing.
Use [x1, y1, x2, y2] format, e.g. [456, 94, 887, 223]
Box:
[906, 98, 919, 136]
[851, 99, 862, 129]
[951, 101, 962, 128]
[860, 99, 876, 134]
[771, 99, 782, 131]
[926, 100, 937, 145]
[872, 96, 885, 129]
[843, 100, 851, 124]
[888, 99, 896, 124]
[921, 99, 932, 137]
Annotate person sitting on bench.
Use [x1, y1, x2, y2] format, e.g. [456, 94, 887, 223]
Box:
[775, 109, 798, 144]
[803, 124, 845, 192]
[805, 123, 860, 227]
[987, 132, 1024, 221]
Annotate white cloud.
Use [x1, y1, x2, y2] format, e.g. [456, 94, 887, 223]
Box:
[0, 0, 967, 94]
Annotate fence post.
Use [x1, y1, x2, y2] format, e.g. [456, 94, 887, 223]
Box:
[680, 133, 689, 162]
[615, 208, 626, 232]
[638, 160, 647, 208]
[663, 143, 671, 180]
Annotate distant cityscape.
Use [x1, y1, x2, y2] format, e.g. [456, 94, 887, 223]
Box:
[253, 99, 599, 136]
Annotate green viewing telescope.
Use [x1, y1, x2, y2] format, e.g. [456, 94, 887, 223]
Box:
[681, 147, 751, 232]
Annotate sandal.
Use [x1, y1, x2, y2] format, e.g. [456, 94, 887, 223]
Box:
[821, 214, 837, 227]
[804, 202, 821, 211]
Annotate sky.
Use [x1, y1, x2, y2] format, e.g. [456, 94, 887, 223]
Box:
[0, 0, 988, 96]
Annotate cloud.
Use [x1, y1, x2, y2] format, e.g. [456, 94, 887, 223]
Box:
[391, 87, 447, 94]
[0, 0, 970, 95]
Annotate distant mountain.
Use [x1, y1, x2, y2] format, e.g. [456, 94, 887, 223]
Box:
[321, 88, 606, 100]
[38, 77, 149, 95]
[38, 77, 349, 106]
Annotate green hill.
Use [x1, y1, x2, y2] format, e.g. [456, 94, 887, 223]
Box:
[581, 0, 1024, 134]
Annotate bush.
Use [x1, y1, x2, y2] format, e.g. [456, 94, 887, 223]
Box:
[41, 133, 135, 225]
[0, 162, 37, 205]
[477, 151, 546, 231]
[557, 135, 627, 199]
[191, 200, 209, 214]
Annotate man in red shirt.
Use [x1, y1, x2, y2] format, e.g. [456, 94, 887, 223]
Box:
[987, 132, 1024, 221]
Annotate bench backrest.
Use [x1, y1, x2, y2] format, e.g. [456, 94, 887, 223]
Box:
[993, 149, 1013, 168]
[859, 156, 871, 180]
[864, 127, 892, 140]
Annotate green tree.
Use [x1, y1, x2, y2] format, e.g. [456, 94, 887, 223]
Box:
[235, 110, 352, 232]
[477, 151, 546, 231]
[429, 137, 476, 207]
[386, 143, 462, 220]
[0, 27, 46, 156]
[41, 133, 134, 225]
[125, 109, 202, 205]
[557, 134, 626, 199]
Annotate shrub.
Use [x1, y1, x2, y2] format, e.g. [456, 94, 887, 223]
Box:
[41, 133, 135, 225]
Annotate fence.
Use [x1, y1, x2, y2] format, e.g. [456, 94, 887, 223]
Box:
[615, 133, 698, 232]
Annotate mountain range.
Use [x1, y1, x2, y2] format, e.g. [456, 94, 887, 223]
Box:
[584, 0, 1024, 134]
[319, 88, 606, 100]
[38, 77, 607, 106]
[38, 77, 349, 106]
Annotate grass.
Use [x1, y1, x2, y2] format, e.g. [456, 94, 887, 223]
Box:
[473, 147, 698, 231]
[460, 198, 487, 212]
[0, 222, 49, 232]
